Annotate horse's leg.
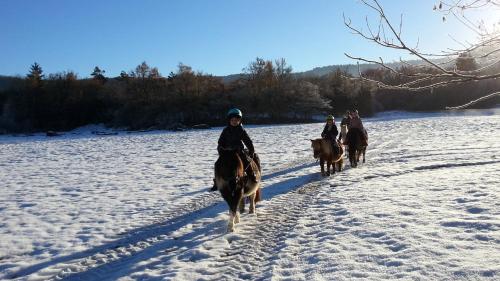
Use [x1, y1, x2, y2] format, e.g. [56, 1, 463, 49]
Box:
[223, 182, 243, 232]
[363, 147, 366, 163]
[238, 197, 245, 219]
[248, 192, 256, 214]
[320, 158, 325, 176]
[349, 148, 355, 167]
[234, 210, 240, 224]
[234, 187, 243, 225]
[220, 189, 237, 232]
[227, 211, 236, 232]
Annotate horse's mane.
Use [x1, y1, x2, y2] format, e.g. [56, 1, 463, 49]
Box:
[215, 150, 244, 179]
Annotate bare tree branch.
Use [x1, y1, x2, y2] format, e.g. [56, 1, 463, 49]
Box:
[344, 0, 500, 110]
[446, 91, 500, 109]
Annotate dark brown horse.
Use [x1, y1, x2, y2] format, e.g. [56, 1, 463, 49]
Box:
[346, 128, 367, 167]
[311, 139, 344, 176]
[214, 150, 261, 232]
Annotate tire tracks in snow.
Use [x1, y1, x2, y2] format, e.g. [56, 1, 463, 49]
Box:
[203, 182, 322, 281]
[7, 158, 317, 281]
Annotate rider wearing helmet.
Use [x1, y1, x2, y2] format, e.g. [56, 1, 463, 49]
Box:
[211, 108, 256, 191]
[347, 109, 368, 146]
[341, 110, 351, 128]
[321, 115, 340, 155]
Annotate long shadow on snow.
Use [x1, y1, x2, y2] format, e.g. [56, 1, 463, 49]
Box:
[5, 162, 323, 280]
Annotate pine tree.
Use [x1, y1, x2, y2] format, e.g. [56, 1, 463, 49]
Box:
[26, 62, 44, 87]
[90, 66, 107, 83]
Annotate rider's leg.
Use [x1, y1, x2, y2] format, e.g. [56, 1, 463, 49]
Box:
[332, 138, 339, 155]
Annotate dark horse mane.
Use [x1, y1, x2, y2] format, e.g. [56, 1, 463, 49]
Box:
[215, 150, 244, 184]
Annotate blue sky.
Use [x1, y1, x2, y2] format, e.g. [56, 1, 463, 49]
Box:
[0, 0, 490, 77]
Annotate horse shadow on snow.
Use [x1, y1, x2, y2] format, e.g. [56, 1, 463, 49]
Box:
[5, 162, 329, 280]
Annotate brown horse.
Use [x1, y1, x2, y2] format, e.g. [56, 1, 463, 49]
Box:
[214, 150, 261, 232]
[346, 128, 367, 168]
[311, 139, 344, 176]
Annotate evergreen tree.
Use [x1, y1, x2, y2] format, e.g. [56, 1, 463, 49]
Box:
[91, 66, 107, 83]
[26, 62, 44, 87]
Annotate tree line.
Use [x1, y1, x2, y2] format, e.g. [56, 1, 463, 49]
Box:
[0, 58, 370, 133]
[360, 53, 500, 111]
[0, 56, 497, 133]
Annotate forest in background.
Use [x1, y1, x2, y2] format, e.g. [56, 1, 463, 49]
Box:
[0, 56, 498, 133]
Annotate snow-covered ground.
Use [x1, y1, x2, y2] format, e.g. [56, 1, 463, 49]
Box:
[1, 109, 499, 280]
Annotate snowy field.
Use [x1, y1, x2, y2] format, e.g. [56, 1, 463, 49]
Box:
[1, 109, 499, 280]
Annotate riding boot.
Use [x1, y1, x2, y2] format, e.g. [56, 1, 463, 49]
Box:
[210, 178, 217, 192]
[333, 142, 339, 155]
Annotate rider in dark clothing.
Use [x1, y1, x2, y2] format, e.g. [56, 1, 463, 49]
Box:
[321, 115, 340, 155]
[346, 109, 368, 146]
[340, 110, 351, 128]
[211, 108, 256, 191]
[217, 124, 254, 157]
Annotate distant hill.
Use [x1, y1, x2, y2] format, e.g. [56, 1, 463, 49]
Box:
[218, 58, 453, 83]
[0, 58, 458, 87]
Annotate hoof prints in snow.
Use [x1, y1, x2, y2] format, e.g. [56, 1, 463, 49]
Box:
[440, 221, 497, 231]
[2, 112, 500, 280]
[212, 183, 320, 281]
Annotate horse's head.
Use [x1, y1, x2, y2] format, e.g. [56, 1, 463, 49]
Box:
[310, 139, 322, 159]
[215, 150, 244, 181]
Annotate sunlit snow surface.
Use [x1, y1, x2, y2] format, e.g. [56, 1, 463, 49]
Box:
[1, 109, 499, 280]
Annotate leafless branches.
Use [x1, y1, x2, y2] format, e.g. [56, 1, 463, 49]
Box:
[344, 0, 500, 109]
